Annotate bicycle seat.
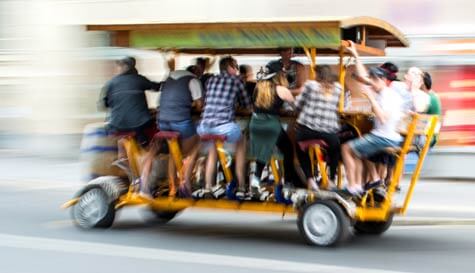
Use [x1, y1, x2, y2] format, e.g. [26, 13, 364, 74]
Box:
[297, 139, 328, 151]
[112, 131, 136, 138]
[155, 131, 180, 140]
[200, 134, 227, 142]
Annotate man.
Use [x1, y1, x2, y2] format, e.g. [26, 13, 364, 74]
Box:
[195, 56, 252, 199]
[99, 56, 161, 148]
[141, 68, 204, 197]
[419, 71, 442, 148]
[266, 48, 305, 95]
[341, 42, 403, 196]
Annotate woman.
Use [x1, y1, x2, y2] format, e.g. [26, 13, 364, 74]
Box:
[295, 65, 342, 191]
[249, 72, 300, 195]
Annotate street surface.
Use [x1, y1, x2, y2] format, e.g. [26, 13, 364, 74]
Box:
[1, 154, 475, 273]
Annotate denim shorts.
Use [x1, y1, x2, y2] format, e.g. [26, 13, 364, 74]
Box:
[349, 133, 401, 158]
[197, 122, 242, 143]
[158, 119, 196, 140]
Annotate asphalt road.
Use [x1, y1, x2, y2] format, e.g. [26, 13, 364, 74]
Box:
[0, 155, 475, 273]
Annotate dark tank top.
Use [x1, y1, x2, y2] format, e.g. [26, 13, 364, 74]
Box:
[254, 88, 284, 115]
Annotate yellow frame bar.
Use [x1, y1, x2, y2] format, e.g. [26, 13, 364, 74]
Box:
[215, 140, 233, 183]
[400, 115, 438, 214]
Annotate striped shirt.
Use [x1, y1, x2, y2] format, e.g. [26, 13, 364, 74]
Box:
[200, 72, 251, 127]
[296, 80, 342, 133]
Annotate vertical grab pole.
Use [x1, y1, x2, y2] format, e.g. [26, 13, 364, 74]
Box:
[215, 141, 233, 183]
[167, 138, 183, 197]
[338, 45, 346, 113]
[303, 47, 317, 80]
[401, 116, 438, 214]
[383, 114, 418, 211]
[269, 156, 281, 185]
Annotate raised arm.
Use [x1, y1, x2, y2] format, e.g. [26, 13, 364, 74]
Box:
[346, 41, 372, 86]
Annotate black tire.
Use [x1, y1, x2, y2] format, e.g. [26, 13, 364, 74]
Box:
[354, 214, 393, 235]
[147, 187, 180, 223]
[72, 186, 115, 229]
[297, 200, 351, 247]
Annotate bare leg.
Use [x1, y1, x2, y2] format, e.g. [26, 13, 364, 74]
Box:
[354, 157, 364, 190]
[117, 139, 127, 160]
[140, 142, 159, 191]
[341, 143, 355, 188]
[180, 135, 200, 191]
[204, 146, 217, 190]
[366, 161, 381, 183]
[234, 137, 247, 191]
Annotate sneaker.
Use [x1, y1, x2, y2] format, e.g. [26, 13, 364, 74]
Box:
[339, 187, 363, 199]
[235, 190, 247, 201]
[364, 180, 383, 191]
[373, 186, 387, 202]
[211, 184, 226, 199]
[192, 188, 211, 199]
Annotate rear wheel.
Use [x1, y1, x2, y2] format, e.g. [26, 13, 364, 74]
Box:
[147, 187, 180, 223]
[297, 200, 351, 247]
[354, 214, 394, 235]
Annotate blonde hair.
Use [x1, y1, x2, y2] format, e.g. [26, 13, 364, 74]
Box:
[255, 72, 288, 109]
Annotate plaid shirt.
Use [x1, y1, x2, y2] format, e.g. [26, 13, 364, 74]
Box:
[200, 72, 251, 127]
[296, 80, 342, 133]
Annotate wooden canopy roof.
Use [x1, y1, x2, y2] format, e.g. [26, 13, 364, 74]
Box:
[87, 16, 409, 56]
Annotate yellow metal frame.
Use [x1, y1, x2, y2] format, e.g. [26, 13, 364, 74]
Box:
[215, 140, 233, 183]
[355, 114, 439, 221]
[308, 145, 330, 190]
[63, 18, 429, 223]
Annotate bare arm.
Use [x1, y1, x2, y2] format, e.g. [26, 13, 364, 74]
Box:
[362, 89, 388, 124]
[192, 99, 203, 111]
[346, 41, 372, 86]
[276, 85, 295, 103]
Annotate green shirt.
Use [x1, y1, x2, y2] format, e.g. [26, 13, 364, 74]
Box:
[426, 90, 442, 146]
[426, 91, 442, 116]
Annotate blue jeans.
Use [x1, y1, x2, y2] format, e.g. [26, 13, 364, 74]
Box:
[197, 122, 242, 143]
[158, 119, 196, 139]
[349, 133, 401, 158]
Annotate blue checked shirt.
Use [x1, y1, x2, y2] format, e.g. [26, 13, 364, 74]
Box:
[200, 73, 252, 127]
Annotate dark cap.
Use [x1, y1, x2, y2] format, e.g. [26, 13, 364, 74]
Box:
[117, 56, 136, 69]
[368, 67, 388, 79]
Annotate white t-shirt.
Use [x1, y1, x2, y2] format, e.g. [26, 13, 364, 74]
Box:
[371, 87, 403, 142]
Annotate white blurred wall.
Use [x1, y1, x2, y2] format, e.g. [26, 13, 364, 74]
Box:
[0, 0, 474, 156]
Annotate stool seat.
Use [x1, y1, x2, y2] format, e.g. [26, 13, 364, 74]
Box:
[338, 130, 355, 139]
[155, 131, 180, 140]
[298, 139, 328, 151]
[200, 134, 227, 142]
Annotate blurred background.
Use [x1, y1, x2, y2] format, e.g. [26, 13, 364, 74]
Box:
[1, 0, 474, 177]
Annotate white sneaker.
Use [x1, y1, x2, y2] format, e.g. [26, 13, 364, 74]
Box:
[250, 175, 261, 189]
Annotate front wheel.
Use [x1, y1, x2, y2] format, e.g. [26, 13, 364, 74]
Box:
[72, 186, 115, 229]
[297, 200, 351, 247]
[354, 214, 393, 235]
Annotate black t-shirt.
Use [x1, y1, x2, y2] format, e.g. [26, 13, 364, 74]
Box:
[244, 81, 256, 98]
[101, 70, 161, 130]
